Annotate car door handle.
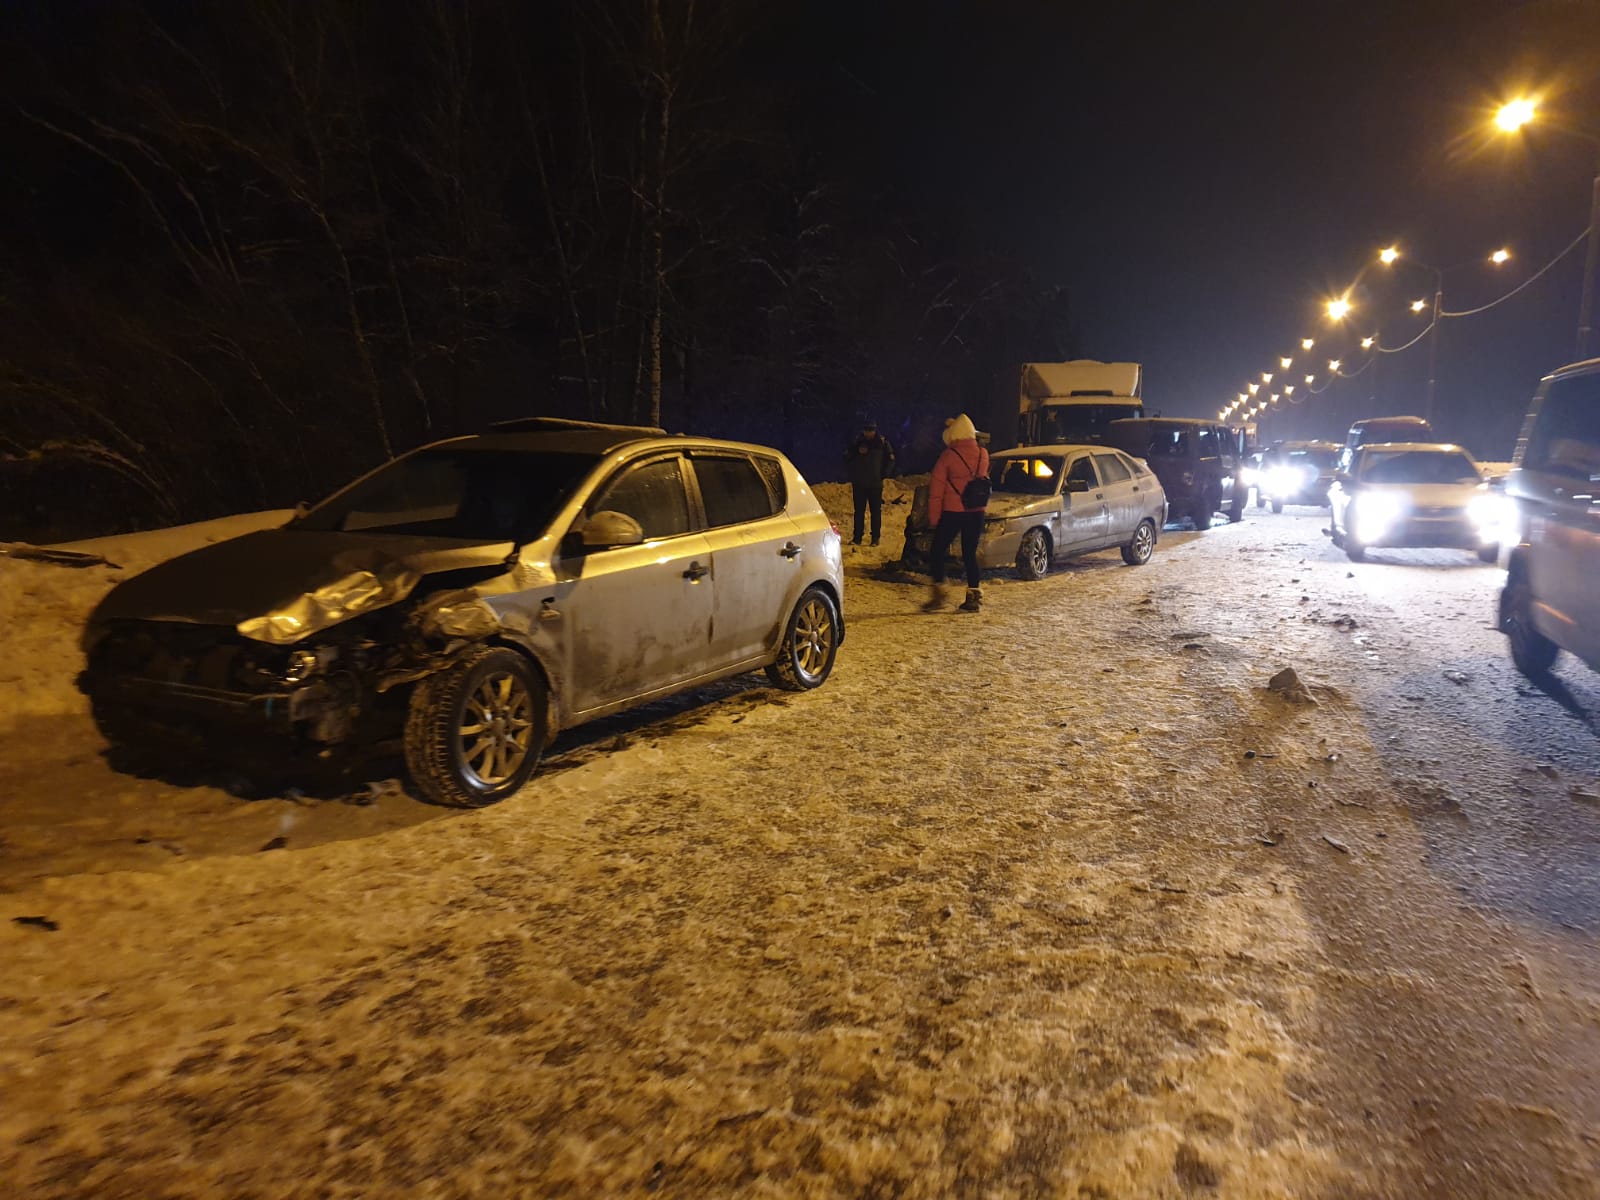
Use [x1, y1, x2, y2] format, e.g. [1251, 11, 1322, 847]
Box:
[683, 561, 709, 581]
[779, 541, 803, 559]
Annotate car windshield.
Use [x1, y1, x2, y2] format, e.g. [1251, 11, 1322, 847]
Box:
[298, 448, 601, 541]
[1289, 448, 1339, 469]
[1358, 450, 1479, 485]
[1040, 404, 1142, 443]
[991, 455, 1064, 496]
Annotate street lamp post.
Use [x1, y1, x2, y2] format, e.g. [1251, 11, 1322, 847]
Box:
[1379, 247, 1509, 426]
[1494, 99, 1600, 359]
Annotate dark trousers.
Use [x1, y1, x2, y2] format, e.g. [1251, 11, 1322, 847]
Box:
[930, 510, 983, 588]
[851, 484, 883, 543]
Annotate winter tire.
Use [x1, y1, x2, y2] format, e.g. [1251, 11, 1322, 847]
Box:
[766, 586, 839, 691]
[1192, 499, 1215, 531]
[1271, 498, 1284, 514]
[1501, 572, 1559, 677]
[405, 645, 546, 807]
[1014, 528, 1051, 581]
[1477, 543, 1499, 565]
[1228, 492, 1245, 523]
[1121, 518, 1156, 566]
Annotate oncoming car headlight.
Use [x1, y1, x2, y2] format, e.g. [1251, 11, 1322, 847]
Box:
[1353, 492, 1405, 542]
[1468, 491, 1512, 542]
[1264, 466, 1305, 495]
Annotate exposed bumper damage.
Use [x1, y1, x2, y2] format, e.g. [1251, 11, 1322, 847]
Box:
[79, 571, 541, 759]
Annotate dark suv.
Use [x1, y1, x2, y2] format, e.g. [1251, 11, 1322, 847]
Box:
[1500, 359, 1600, 678]
[1106, 418, 1246, 529]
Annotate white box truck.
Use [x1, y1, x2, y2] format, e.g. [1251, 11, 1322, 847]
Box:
[1018, 360, 1144, 446]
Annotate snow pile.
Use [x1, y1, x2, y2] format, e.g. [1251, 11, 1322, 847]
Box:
[0, 511, 292, 731]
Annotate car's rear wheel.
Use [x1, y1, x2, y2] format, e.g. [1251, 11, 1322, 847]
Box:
[1477, 543, 1499, 564]
[1014, 527, 1051, 580]
[1272, 498, 1284, 514]
[1501, 572, 1559, 677]
[767, 586, 839, 691]
[1228, 492, 1245, 523]
[405, 646, 546, 807]
[1192, 497, 1215, 530]
[1121, 518, 1156, 565]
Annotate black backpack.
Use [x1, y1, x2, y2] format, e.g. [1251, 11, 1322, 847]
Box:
[958, 447, 991, 508]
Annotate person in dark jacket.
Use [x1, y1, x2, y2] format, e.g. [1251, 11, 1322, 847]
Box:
[844, 420, 897, 545]
[924, 413, 990, 612]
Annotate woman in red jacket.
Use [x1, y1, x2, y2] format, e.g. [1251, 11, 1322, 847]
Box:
[924, 413, 990, 612]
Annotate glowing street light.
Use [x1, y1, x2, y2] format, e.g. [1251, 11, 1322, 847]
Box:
[1326, 296, 1352, 321]
[1378, 245, 1399, 265]
[1283, 385, 1295, 395]
[1262, 372, 1273, 383]
[1280, 356, 1292, 369]
[1328, 359, 1342, 372]
[1248, 382, 1260, 395]
[1411, 299, 1427, 313]
[1490, 247, 1512, 265]
[1490, 95, 1600, 356]
[1361, 336, 1375, 349]
[1269, 393, 1279, 403]
[1494, 97, 1536, 133]
[1301, 337, 1314, 350]
[1304, 374, 1315, 384]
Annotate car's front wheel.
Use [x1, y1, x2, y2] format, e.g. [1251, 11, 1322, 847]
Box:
[766, 586, 839, 690]
[1121, 518, 1156, 565]
[1192, 497, 1216, 530]
[1501, 571, 1559, 677]
[405, 646, 546, 807]
[1014, 527, 1051, 580]
[1228, 492, 1245, 523]
[1271, 498, 1284, 514]
[1477, 543, 1499, 564]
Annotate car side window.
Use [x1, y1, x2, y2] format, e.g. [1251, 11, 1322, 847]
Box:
[752, 455, 788, 510]
[1525, 375, 1600, 480]
[591, 457, 692, 540]
[1066, 455, 1100, 489]
[693, 454, 777, 528]
[1197, 429, 1219, 459]
[1093, 453, 1131, 484]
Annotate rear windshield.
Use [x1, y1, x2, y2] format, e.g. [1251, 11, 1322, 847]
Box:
[1358, 450, 1479, 485]
[992, 455, 1065, 495]
[299, 449, 600, 541]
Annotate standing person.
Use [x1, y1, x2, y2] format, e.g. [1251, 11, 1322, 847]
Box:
[843, 419, 897, 546]
[924, 413, 990, 612]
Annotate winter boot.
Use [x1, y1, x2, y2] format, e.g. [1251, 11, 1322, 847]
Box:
[959, 587, 983, 612]
[922, 583, 951, 612]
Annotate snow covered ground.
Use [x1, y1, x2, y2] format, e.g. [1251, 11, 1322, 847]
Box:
[2, 491, 1598, 1197]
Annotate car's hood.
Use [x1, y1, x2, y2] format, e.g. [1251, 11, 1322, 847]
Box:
[986, 493, 1061, 520]
[1359, 481, 1483, 506]
[91, 528, 517, 634]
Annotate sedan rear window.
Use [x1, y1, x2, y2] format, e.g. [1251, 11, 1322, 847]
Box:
[300, 450, 599, 541]
[991, 456, 1064, 496]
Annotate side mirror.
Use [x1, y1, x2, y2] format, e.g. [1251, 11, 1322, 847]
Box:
[573, 510, 645, 550]
[1065, 478, 1091, 494]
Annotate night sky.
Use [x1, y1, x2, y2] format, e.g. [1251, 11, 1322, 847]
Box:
[783, 0, 1600, 457]
[2, 0, 1598, 539]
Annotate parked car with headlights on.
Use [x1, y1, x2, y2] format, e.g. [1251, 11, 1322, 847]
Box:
[79, 419, 845, 807]
[1500, 357, 1600, 678]
[1259, 440, 1342, 512]
[904, 444, 1166, 579]
[1328, 442, 1501, 563]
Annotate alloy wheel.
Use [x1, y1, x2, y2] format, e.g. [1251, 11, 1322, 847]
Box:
[456, 670, 536, 788]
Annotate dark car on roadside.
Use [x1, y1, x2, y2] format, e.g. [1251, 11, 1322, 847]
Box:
[1500, 358, 1600, 679]
[1105, 417, 1246, 529]
[79, 419, 845, 807]
[1258, 440, 1342, 512]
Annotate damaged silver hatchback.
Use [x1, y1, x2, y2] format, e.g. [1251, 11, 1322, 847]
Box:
[79, 419, 845, 806]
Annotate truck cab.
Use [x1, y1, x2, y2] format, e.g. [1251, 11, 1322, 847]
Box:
[1018, 361, 1144, 446]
